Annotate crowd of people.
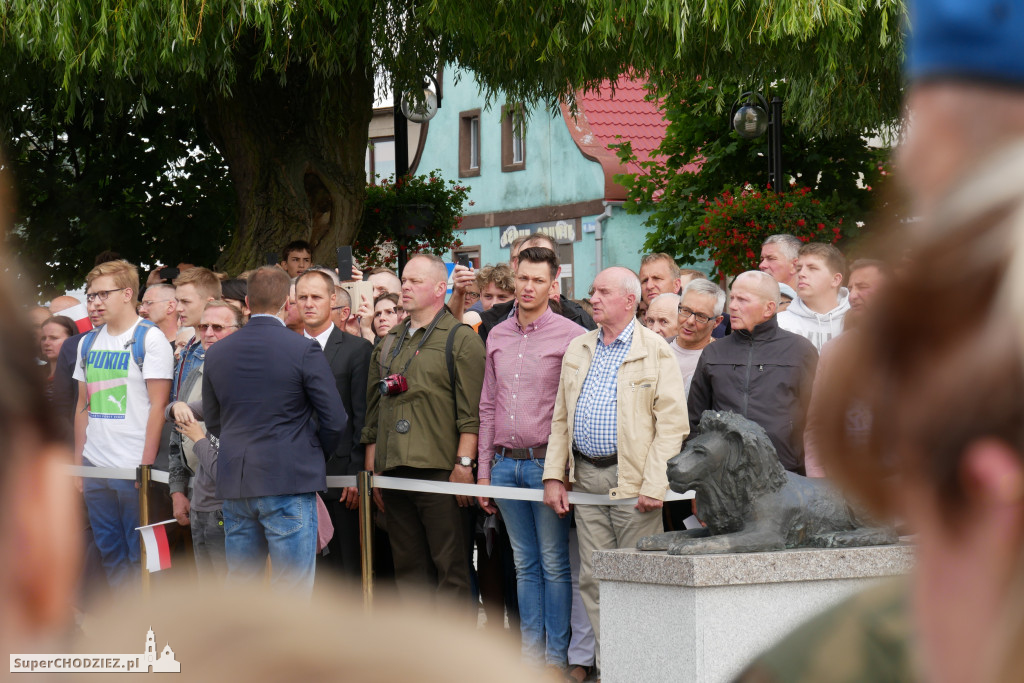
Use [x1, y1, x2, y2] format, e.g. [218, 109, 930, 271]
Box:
[10, 3, 1024, 682]
[25, 227, 888, 681]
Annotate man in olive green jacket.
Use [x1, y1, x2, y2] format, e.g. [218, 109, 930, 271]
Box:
[362, 254, 485, 603]
[543, 266, 689, 670]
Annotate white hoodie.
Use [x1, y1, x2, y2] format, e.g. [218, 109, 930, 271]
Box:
[776, 287, 850, 352]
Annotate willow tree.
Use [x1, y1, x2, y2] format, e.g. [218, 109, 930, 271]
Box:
[0, 0, 905, 276]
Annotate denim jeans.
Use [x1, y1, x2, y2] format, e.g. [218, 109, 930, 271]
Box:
[82, 459, 140, 588]
[491, 453, 572, 667]
[223, 493, 317, 596]
[190, 508, 227, 584]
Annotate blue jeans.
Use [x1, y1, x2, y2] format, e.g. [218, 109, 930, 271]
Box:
[223, 493, 317, 596]
[82, 459, 140, 588]
[491, 453, 572, 667]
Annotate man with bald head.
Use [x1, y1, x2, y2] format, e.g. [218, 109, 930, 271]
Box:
[362, 253, 485, 602]
[543, 266, 687, 671]
[644, 293, 680, 340]
[687, 271, 817, 473]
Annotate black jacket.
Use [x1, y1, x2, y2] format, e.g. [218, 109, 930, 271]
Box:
[478, 295, 596, 344]
[687, 316, 818, 473]
[322, 326, 373, 483]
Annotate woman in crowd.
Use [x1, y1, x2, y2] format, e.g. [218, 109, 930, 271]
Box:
[40, 314, 77, 392]
[371, 292, 403, 339]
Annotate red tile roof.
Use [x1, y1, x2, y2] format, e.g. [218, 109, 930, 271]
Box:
[562, 77, 698, 201]
[576, 78, 668, 171]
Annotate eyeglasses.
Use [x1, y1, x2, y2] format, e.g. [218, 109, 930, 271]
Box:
[140, 299, 173, 308]
[85, 288, 125, 303]
[198, 323, 238, 333]
[678, 307, 715, 325]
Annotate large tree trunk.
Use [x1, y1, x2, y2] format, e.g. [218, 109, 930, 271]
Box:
[200, 56, 374, 274]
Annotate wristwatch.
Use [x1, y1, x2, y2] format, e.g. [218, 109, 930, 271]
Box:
[457, 456, 475, 468]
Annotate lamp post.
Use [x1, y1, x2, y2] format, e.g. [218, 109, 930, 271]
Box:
[730, 92, 784, 193]
[393, 74, 442, 275]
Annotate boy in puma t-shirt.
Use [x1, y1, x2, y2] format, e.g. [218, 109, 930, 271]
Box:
[73, 260, 172, 587]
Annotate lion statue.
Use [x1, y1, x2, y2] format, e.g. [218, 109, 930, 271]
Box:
[638, 411, 897, 555]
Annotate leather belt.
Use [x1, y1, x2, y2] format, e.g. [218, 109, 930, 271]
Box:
[499, 445, 547, 460]
[573, 447, 618, 468]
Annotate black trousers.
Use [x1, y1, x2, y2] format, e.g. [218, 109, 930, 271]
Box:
[381, 467, 472, 604]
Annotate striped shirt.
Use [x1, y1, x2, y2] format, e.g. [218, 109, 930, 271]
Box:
[477, 307, 585, 479]
[573, 318, 635, 457]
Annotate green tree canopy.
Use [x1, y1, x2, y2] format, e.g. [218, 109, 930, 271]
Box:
[0, 0, 906, 288]
[614, 75, 900, 268]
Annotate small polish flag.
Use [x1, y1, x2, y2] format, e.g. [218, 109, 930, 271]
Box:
[60, 302, 93, 333]
[137, 520, 175, 573]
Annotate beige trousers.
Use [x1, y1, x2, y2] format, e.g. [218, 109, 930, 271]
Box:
[573, 458, 664, 668]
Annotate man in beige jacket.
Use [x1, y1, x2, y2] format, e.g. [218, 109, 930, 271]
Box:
[543, 266, 688, 671]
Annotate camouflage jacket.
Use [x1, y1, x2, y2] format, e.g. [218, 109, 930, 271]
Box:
[735, 578, 915, 683]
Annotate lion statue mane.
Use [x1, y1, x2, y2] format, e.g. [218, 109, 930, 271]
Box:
[638, 411, 896, 555]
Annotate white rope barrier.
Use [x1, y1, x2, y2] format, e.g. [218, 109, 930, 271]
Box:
[64, 466, 693, 505]
[65, 465, 169, 485]
[366, 475, 694, 505]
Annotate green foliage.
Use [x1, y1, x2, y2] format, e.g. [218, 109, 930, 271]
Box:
[698, 186, 843, 280]
[433, 0, 905, 136]
[1, 0, 905, 133]
[0, 0, 434, 121]
[0, 0, 906, 281]
[356, 171, 469, 270]
[0, 61, 234, 294]
[614, 76, 892, 267]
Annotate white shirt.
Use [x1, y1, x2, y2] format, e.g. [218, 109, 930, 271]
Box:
[304, 323, 335, 351]
[73, 318, 174, 468]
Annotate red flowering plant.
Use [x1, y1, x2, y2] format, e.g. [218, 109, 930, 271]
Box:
[697, 184, 844, 281]
[356, 169, 471, 270]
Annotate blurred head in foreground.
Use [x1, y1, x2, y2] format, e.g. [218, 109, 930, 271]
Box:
[74, 578, 556, 683]
[820, 151, 1024, 682]
[0, 190, 81, 651]
[899, 0, 1024, 219]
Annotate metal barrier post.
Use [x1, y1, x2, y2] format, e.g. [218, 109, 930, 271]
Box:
[138, 464, 151, 595]
[357, 470, 374, 609]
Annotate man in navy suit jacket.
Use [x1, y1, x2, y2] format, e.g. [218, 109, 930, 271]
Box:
[203, 266, 346, 594]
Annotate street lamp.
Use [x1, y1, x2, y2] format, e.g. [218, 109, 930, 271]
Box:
[393, 74, 442, 274]
[729, 91, 784, 193]
[400, 74, 442, 123]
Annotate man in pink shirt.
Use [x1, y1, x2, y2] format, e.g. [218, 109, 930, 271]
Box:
[477, 246, 585, 671]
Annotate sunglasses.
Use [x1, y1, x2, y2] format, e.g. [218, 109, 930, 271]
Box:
[197, 323, 238, 333]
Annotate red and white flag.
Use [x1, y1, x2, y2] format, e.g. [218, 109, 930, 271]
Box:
[60, 302, 93, 333]
[137, 520, 174, 572]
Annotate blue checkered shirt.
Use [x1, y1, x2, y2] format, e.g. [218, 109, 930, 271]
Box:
[572, 319, 635, 456]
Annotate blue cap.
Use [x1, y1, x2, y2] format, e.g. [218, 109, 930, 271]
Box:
[907, 0, 1024, 86]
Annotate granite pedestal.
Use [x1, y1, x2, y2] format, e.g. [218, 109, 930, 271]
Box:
[595, 545, 913, 683]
